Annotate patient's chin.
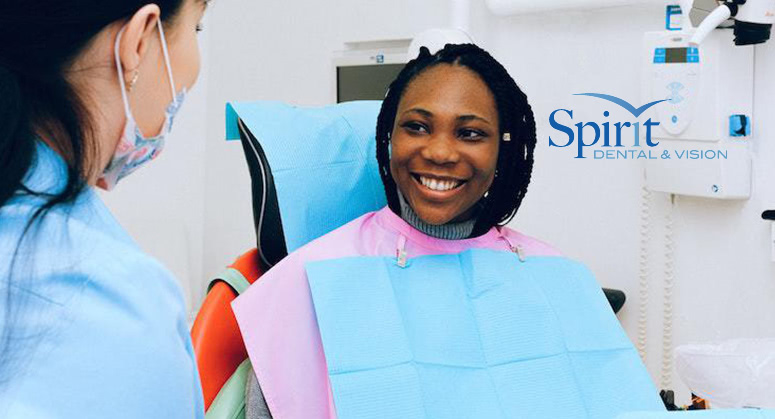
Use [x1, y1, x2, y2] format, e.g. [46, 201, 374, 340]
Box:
[414, 206, 458, 226]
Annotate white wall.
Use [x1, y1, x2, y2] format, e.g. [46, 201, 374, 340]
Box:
[104, 0, 775, 404]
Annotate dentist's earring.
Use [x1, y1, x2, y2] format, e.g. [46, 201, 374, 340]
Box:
[126, 70, 140, 92]
[502, 132, 511, 142]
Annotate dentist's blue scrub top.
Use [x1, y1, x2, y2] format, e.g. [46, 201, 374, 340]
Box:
[0, 142, 205, 418]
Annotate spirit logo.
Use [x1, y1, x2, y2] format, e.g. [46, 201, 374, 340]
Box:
[549, 93, 667, 159]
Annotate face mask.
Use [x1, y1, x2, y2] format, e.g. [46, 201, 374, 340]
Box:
[97, 19, 188, 190]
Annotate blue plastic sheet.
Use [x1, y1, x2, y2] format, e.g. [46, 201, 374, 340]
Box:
[225, 101, 386, 251]
[306, 249, 665, 419]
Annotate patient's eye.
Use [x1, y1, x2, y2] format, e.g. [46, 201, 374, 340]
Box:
[459, 128, 486, 141]
[402, 121, 429, 135]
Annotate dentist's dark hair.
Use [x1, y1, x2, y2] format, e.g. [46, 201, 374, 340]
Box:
[376, 43, 537, 236]
[0, 0, 185, 387]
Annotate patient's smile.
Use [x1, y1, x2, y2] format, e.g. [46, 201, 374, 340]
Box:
[414, 173, 465, 192]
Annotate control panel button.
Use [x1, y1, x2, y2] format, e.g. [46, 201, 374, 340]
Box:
[729, 114, 751, 137]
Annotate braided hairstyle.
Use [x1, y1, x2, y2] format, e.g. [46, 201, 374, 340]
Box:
[376, 43, 537, 236]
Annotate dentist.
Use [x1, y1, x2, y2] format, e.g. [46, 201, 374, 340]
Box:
[0, 1, 209, 417]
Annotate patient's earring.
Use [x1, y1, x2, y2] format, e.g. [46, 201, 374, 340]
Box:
[502, 132, 511, 142]
[126, 70, 140, 92]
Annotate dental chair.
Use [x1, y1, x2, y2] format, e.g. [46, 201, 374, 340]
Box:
[191, 100, 631, 418]
[190, 114, 289, 413]
[192, 101, 388, 417]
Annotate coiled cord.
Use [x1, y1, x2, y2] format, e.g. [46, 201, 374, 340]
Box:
[637, 186, 651, 361]
[661, 194, 676, 389]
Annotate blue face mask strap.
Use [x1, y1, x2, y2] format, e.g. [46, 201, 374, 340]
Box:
[113, 26, 133, 119]
[155, 18, 178, 105]
[113, 18, 179, 120]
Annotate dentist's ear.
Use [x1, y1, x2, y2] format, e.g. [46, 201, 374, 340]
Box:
[116, 4, 162, 82]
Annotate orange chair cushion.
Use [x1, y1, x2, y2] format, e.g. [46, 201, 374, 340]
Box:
[191, 249, 263, 410]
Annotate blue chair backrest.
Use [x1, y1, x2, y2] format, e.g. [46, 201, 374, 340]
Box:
[225, 101, 387, 266]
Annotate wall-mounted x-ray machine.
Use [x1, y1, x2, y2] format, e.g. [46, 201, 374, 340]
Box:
[642, 28, 754, 199]
[642, 0, 775, 200]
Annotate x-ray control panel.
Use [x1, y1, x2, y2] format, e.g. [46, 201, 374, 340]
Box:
[642, 30, 754, 199]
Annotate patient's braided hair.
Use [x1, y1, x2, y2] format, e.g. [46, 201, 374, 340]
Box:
[376, 43, 537, 236]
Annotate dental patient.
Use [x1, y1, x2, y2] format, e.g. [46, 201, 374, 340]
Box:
[233, 44, 664, 419]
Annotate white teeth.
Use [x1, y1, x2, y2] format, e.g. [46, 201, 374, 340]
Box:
[419, 176, 461, 192]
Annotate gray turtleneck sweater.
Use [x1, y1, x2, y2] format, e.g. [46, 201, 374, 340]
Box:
[397, 192, 476, 240]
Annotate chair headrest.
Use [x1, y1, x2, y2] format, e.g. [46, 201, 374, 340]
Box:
[226, 101, 387, 268]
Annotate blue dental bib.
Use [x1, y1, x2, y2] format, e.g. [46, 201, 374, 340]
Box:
[306, 249, 665, 419]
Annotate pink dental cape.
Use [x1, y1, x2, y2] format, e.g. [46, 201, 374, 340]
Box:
[232, 207, 561, 419]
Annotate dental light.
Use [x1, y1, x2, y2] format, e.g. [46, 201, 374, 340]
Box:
[684, 0, 775, 45]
